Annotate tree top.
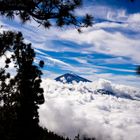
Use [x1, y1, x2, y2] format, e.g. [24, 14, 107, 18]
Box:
[0, 0, 93, 29]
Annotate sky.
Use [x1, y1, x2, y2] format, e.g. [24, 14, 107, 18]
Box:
[0, 0, 140, 87]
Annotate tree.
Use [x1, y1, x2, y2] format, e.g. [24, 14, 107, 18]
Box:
[0, 31, 45, 140]
[136, 66, 140, 75]
[0, 0, 93, 29]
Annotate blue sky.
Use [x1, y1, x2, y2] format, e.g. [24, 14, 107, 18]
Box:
[0, 0, 140, 87]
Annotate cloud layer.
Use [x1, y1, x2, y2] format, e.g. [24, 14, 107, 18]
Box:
[39, 79, 140, 140]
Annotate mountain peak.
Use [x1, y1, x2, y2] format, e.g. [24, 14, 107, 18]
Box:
[55, 73, 91, 83]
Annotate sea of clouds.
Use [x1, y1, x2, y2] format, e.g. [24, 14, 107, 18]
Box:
[39, 79, 140, 140]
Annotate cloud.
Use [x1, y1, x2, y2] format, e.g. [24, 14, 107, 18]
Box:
[127, 13, 140, 23]
[0, 51, 17, 76]
[41, 56, 71, 67]
[69, 57, 88, 64]
[59, 26, 140, 64]
[0, 6, 140, 87]
[42, 70, 59, 79]
[85, 73, 140, 88]
[39, 79, 140, 140]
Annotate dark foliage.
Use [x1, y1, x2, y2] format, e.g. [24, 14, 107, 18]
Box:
[136, 66, 140, 75]
[74, 134, 96, 140]
[0, 31, 45, 140]
[38, 127, 70, 140]
[0, 0, 93, 30]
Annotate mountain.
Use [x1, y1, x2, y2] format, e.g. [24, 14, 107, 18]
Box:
[55, 73, 91, 83]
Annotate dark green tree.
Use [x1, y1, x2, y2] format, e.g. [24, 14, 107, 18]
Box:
[0, 0, 93, 29]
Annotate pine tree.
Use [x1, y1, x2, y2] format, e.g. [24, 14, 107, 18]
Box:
[0, 0, 93, 30]
[136, 66, 140, 75]
[0, 31, 44, 140]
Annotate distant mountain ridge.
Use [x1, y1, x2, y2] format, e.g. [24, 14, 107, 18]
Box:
[55, 73, 91, 83]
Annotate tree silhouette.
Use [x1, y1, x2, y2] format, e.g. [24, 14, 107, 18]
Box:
[0, 31, 45, 140]
[136, 66, 140, 75]
[0, 0, 93, 29]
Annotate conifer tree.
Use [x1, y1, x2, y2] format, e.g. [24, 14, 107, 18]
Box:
[0, 31, 44, 140]
[0, 0, 93, 30]
[136, 66, 140, 75]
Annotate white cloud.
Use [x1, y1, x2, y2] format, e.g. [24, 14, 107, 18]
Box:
[85, 73, 140, 88]
[70, 57, 88, 64]
[106, 9, 128, 22]
[39, 79, 140, 140]
[1, 9, 140, 87]
[42, 70, 59, 79]
[127, 13, 140, 23]
[0, 51, 17, 76]
[43, 56, 71, 67]
[1, 11, 140, 64]
[59, 27, 140, 64]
